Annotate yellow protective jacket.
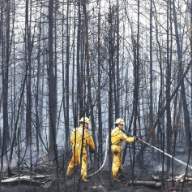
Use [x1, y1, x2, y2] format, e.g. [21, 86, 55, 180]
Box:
[70, 125, 95, 153]
[111, 127, 135, 149]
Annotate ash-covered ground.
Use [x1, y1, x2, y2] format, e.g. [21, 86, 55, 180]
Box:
[0, 149, 192, 192]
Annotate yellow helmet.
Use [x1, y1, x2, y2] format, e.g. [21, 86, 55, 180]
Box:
[114, 118, 125, 125]
[79, 117, 90, 124]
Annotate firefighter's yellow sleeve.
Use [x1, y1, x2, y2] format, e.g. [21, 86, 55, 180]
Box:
[85, 130, 95, 150]
[87, 130, 95, 150]
[121, 132, 135, 143]
[70, 130, 75, 146]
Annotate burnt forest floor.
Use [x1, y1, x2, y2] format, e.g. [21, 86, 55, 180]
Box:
[1, 151, 192, 192]
[1, 168, 192, 192]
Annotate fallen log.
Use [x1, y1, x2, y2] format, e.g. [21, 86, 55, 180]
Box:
[152, 175, 160, 181]
[128, 181, 161, 188]
[1, 175, 50, 186]
[166, 173, 192, 182]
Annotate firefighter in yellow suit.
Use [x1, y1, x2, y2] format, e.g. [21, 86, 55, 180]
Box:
[67, 117, 95, 182]
[111, 118, 136, 181]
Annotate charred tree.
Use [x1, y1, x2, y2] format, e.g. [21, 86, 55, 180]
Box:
[173, 0, 191, 147]
[166, 0, 172, 173]
[77, 0, 84, 118]
[48, 0, 57, 160]
[2, 0, 10, 155]
[108, 3, 114, 185]
[115, 0, 120, 119]
[64, 0, 70, 151]
[25, 0, 32, 147]
[97, 1, 103, 166]
[149, 0, 153, 143]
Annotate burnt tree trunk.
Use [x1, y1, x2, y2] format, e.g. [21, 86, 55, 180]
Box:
[173, 0, 191, 147]
[48, 0, 57, 159]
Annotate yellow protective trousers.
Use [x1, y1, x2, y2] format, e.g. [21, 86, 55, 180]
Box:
[111, 145, 123, 180]
[67, 148, 88, 181]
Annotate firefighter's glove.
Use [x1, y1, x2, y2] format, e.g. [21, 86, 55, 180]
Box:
[134, 136, 139, 141]
[89, 148, 94, 154]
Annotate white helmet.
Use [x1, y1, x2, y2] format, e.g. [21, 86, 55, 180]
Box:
[79, 117, 90, 124]
[114, 118, 125, 125]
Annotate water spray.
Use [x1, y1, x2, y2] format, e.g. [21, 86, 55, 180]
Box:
[123, 131, 192, 171]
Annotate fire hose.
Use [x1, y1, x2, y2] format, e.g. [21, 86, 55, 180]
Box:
[87, 130, 192, 177]
[87, 135, 109, 177]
